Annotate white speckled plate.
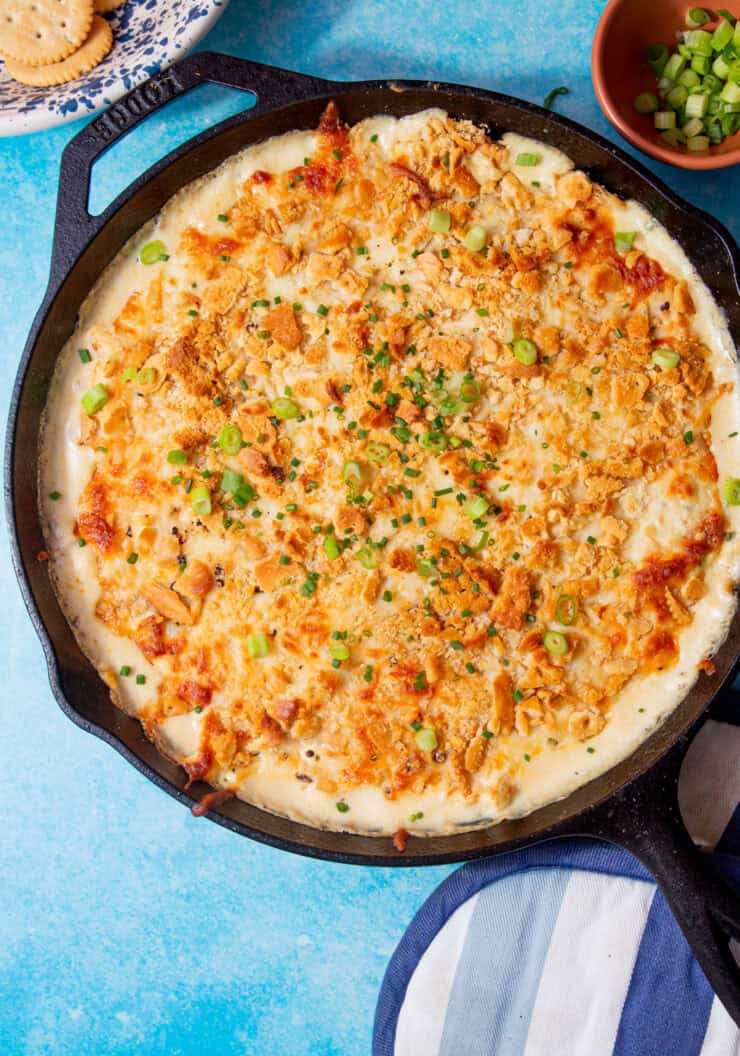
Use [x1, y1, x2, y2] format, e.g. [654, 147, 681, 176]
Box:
[0, 0, 229, 137]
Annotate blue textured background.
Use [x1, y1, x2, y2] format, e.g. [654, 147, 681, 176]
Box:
[0, 2, 738, 1053]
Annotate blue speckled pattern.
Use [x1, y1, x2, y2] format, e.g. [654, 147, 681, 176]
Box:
[0, 2, 737, 1053]
[0, 0, 228, 135]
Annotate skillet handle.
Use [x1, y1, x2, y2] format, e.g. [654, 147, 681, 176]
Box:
[582, 725, 740, 1026]
[51, 51, 331, 279]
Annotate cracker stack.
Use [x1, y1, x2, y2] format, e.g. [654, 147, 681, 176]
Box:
[0, 0, 124, 87]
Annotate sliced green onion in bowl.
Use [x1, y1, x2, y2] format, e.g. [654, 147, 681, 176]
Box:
[723, 478, 740, 506]
[712, 18, 734, 50]
[555, 594, 577, 626]
[464, 224, 487, 252]
[648, 43, 669, 75]
[652, 348, 680, 369]
[633, 92, 659, 113]
[654, 109, 677, 130]
[515, 152, 540, 166]
[666, 84, 689, 109]
[190, 486, 212, 516]
[687, 134, 710, 150]
[663, 52, 687, 82]
[686, 7, 710, 27]
[218, 424, 243, 454]
[543, 630, 568, 655]
[428, 208, 451, 234]
[682, 117, 705, 137]
[271, 396, 300, 420]
[81, 383, 109, 416]
[139, 240, 168, 265]
[415, 727, 438, 751]
[614, 231, 636, 254]
[246, 632, 270, 658]
[512, 338, 538, 365]
[464, 494, 489, 519]
[323, 535, 341, 561]
[356, 546, 377, 570]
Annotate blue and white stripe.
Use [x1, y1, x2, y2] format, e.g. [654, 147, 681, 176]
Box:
[375, 705, 740, 1056]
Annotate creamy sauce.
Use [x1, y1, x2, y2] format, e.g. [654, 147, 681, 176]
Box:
[40, 113, 740, 835]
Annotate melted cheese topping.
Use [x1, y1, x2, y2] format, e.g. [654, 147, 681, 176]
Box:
[40, 107, 740, 838]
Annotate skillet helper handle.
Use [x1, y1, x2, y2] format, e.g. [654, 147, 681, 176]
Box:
[52, 51, 330, 277]
[586, 732, 740, 1026]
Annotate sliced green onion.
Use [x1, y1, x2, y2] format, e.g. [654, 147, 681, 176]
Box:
[652, 348, 680, 369]
[666, 84, 689, 109]
[78, 348, 91, 364]
[459, 378, 481, 403]
[512, 338, 538, 365]
[713, 19, 735, 50]
[634, 92, 659, 113]
[687, 7, 710, 27]
[439, 396, 463, 415]
[682, 116, 705, 137]
[271, 397, 300, 419]
[687, 134, 710, 150]
[648, 43, 670, 75]
[139, 240, 168, 265]
[543, 85, 569, 110]
[544, 630, 568, 655]
[515, 152, 540, 166]
[329, 641, 350, 661]
[555, 594, 577, 626]
[167, 449, 188, 465]
[415, 727, 438, 751]
[565, 380, 582, 404]
[233, 482, 255, 508]
[720, 81, 740, 103]
[217, 424, 243, 454]
[419, 431, 448, 452]
[464, 224, 487, 252]
[323, 535, 341, 561]
[416, 559, 434, 577]
[246, 632, 270, 658]
[121, 366, 137, 381]
[678, 68, 701, 89]
[663, 52, 687, 81]
[723, 478, 740, 505]
[691, 53, 712, 74]
[614, 231, 637, 254]
[464, 495, 489, 519]
[190, 485, 212, 517]
[356, 546, 377, 570]
[686, 29, 713, 55]
[342, 459, 365, 491]
[686, 92, 709, 117]
[365, 442, 390, 464]
[428, 208, 451, 233]
[220, 468, 243, 493]
[81, 383, 109, 416]
[654, 110, 677, 130]
[135, 367, 156, 387]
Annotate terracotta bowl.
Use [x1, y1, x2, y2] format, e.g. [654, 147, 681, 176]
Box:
[592, 0, 740, 169]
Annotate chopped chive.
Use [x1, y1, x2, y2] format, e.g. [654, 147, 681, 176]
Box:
[78, 348, 91, 363]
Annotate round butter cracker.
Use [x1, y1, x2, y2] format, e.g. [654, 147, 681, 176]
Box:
[93, 0, 125, 11]
[0, 0, 93, 67]
[4, 14, 112, 86]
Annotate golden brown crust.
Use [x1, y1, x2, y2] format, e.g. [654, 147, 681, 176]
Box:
[47, 105, 730, 822]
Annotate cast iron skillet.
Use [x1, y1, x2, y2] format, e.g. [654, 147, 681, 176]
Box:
[6, 52, 740, 1021]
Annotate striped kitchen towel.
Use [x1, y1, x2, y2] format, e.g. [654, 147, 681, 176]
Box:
[374, 695, 740, 1056]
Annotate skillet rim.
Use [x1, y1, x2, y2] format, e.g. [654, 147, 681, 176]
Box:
[6, 60, 740, 865]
